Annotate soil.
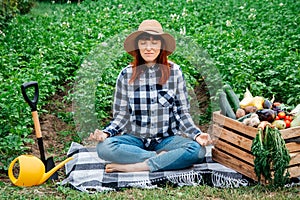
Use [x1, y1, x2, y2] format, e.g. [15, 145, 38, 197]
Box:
[1, 80, 210, 184]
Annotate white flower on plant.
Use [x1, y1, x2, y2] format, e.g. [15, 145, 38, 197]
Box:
[279, 3, 284, 6]
[118, 4, 122, 8]
[0, 30, 5, 37]
[248, 13, 256, 20]
[180, 26, 186, 35]
[250, 8, 256, 12]
[87, 28, 92, 33]
[97, 33, 104, 39]
[170, 13, 180, 21]
[39, 49, 44, 57]
[52, 1, 55, 4]
[239, 6, 244, 10]
[61, 22, 70, 28]
[182, 8, 188, 17]
[186, 0, 193, 2]
[226, 20, 232, 27]
[67, 0, 71, 4]
[170, 13, 177, 20]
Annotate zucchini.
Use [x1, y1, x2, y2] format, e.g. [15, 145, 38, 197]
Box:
[219, 91, 236, 119]
[223, 84, 240, 112]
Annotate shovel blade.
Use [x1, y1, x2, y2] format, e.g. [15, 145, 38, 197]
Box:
[45, 157, 59, 180]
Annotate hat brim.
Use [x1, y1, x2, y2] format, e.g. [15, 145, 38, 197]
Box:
[124, 31, 176, 56]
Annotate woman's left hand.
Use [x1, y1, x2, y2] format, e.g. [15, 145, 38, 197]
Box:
[195, 133, 212, 146]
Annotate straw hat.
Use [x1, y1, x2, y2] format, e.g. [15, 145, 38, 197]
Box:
[124, 19, 176, 56]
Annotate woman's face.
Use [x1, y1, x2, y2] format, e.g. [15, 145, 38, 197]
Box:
[138, 36, 162, 66]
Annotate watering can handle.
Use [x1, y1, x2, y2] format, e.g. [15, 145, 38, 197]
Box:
[21, 81, 39, 112]
[8, 157, 19, 184]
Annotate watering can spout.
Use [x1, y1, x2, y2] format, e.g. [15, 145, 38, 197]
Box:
[38, 157, 73, 185]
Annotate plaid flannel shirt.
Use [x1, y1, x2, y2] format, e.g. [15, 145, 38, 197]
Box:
[103, 62, 202, 144]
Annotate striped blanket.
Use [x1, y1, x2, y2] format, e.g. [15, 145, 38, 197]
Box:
[61, 142, 250, 193]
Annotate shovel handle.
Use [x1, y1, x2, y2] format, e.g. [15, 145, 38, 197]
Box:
[32, 111, 42, 138]
[21, 81, 39, 112]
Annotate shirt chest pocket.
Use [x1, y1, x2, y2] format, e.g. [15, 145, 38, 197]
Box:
[157, 90, 175, 108]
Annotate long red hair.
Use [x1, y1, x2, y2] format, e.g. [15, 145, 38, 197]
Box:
[128, 33, 171, 85]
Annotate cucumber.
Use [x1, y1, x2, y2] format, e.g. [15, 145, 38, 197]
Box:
[223, 84, 240, 113]
[219, 91, 236, 119]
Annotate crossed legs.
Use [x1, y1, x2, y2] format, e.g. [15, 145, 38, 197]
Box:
[96, 134, 206, 173]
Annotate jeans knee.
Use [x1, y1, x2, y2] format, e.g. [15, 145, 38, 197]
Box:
[186, 141, 206, 160]
[96, 139, 115, 160]
[198, 145, 206, 160]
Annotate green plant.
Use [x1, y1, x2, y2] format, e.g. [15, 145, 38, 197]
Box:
[251, 125, 290, 188]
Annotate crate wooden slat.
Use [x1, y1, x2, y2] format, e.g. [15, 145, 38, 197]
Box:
[212, 148, 258, 181]
[286, 143, 300, 153]
[289, 165, 300, 178]
[213, 137, 254, 165]
[211, 111, 300, 182]
[213, 111, 257, 138]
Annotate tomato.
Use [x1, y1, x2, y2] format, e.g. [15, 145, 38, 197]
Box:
[278, 111, 286, 119]
[275, 116, 280, 120]
[285, 120, 291, 128]
[285, 115, 293, 121]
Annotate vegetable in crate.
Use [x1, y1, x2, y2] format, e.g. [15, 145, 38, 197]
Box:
[236, 108, 246, 119]
[244, 106, 257, 114]
[263, 99, 272, 109]
[219, 91, 236, 119]
[256, 109, 276, 123]
[240, 89, 264, 110]
[223, 84, 240, 112]
[277, 111, 286, 120]
[272, 120, 286, 130]
[251, 125, 290, 187]
[242, 113, 260, 127]
[251, 96, 265, 110]
[239, 88, 253, 108]
[272, 104, 282, 115]
[290, 104, 300, 116]
[291, 115, 300, 127]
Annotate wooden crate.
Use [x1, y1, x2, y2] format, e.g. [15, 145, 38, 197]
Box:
[211, 111, 300, 182]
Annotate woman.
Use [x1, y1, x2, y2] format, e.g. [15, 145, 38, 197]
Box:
[89, 19, 212, 173]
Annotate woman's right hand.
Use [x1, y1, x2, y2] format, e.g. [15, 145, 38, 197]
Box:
[89, 129, 109, 142]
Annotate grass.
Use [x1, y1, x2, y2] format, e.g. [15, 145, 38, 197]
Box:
[1, 181, 300, 200]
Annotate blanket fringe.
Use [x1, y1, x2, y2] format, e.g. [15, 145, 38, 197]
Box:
[82, 186, 115, 193]
[126, 180, 158, 189]
[167, 171, 203, 187]
[212, 172, 249, 188]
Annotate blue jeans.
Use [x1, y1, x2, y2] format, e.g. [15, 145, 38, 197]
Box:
[96, 134, 206, 172]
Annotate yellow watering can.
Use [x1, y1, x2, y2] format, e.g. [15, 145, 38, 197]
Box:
[8, 155, 73, 187]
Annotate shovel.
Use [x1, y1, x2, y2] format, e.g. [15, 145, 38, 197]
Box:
[21, 81, 58, 181]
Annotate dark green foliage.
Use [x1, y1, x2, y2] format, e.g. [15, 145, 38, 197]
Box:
[251, 126, 291, 188]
